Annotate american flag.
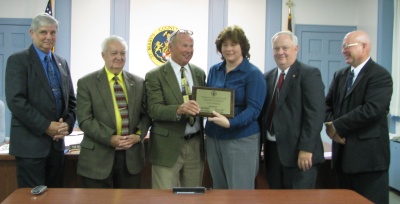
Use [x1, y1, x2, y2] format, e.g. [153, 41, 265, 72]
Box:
[45, 0, 55, 52]
[45, 0, 52, 16]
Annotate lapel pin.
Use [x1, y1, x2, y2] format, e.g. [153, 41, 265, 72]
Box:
[292, 74, 296, 78]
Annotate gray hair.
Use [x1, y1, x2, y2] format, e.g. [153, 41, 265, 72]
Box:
[30, 13, 58, 31]
[271, 31, 298, 47]
[101, 35, 128, 53]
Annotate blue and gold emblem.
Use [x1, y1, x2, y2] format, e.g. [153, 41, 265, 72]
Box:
[147, 26, 179, 66]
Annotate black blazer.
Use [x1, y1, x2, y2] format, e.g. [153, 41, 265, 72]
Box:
[259, 60, 326, 167]
[5, 44, 76, 158]
[325, 58, 393, 173]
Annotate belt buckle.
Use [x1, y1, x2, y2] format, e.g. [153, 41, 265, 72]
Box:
[184, 131, 199, 140]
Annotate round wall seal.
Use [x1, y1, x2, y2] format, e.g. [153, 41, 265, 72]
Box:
[147, 26, 179, 66]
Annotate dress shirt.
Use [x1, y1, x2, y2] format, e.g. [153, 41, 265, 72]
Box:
[205, 58, 267, 140]
[267, 67, 289, 142]
[169, 59, 200, 135]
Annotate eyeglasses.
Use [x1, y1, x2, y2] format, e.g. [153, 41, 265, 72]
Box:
[169, 29, 193, 41]
[342, 42, 362, 49]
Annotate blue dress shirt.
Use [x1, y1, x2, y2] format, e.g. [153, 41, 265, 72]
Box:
[205, 58, 267, 140]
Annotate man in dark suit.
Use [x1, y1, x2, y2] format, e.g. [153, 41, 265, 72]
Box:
[5, 13, 76, 188]
[259, 31, 325, 189]
[76, 35, 151, 188]
[145, 29, 206, 189]
[325, 30, 392, 204]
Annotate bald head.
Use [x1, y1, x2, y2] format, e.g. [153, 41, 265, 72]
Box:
[342, 30, 371, 67]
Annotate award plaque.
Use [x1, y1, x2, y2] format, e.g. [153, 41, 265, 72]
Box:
[192, 86, 234, 118]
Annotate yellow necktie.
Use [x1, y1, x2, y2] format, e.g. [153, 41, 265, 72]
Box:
[180, 67, 195, 126]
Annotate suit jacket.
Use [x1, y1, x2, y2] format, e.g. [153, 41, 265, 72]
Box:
[76, 68, 151, 179]
[259, 60, 325, 167]
[325, 58, 392, 173]
[145, 61, 206, 167]
[5, 44, 76, 158]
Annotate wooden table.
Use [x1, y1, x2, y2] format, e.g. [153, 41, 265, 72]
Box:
[1, 188, 372, 204]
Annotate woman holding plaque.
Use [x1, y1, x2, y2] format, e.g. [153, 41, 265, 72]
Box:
[205, 25, 267, 189]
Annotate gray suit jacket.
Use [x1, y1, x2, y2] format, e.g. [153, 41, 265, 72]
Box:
[6, 44, 76, 158]
[260, 60, 325, 167]
[76, 68, 151, 179]
[145, 62, 206, 167]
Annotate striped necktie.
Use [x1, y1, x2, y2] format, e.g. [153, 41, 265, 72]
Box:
[113, 76, 129, 136]
[180, 67, 195, 126]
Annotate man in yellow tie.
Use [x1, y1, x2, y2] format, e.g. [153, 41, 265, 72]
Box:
[76, 35, 151, 188]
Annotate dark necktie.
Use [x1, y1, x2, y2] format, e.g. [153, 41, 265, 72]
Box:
[180, 67, 195, 126]
[44, 55, 63, 119]
[266, 71, 285, 134]
[113, 76, 129, 136]
[346, 69, 354, 92]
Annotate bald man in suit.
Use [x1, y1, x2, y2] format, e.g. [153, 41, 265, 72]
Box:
[145, 29, 206, 189]
[325, 30, 393, 204]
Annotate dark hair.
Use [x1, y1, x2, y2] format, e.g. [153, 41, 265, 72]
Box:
[215, 25, 250, 60]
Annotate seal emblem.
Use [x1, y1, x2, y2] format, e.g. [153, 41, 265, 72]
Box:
[147, 26, 179, 66]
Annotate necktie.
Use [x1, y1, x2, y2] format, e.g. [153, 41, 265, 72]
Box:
[265, 71, 285, 134]
[44, 56, 63, 119]
[180, 67, 195, 126]
[113, 76, 129, 136]
[346, 69, 354, 92]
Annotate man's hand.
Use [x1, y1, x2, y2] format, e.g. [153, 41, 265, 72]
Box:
[298, 150, 312, 171]
[176, 100, 200, 116]
[208, 111, 230, 128]
[332, 134, 346, 145]
[46, 118, 69, 141]
[324, 122, 336, 139]
[111, 134, 141, 150]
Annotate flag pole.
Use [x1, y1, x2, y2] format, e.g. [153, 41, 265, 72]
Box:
[286, 0, 294, 32]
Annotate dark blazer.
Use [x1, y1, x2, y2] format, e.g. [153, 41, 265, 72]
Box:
[76, 68, 151, 179]
[325, 58, 392, 173]
[5, 44, 76, 158]
[259, 60, 325, 167]
[145, 61, 206, 167]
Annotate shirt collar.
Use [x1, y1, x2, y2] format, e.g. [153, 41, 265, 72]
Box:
[104, 66, 123, 82]
[277, 67, 290, 75]
[217, 58, 250, 72]
[33, 44, 52, 62]
[351, 57, 370, 76]
[170, 59, 189, 72]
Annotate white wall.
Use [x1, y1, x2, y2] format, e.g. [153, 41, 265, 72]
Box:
[0, 0, 49, 18]
[70, 0, 110, 89]
[228, 0, 266, 71]
[130, 0, 209, 78]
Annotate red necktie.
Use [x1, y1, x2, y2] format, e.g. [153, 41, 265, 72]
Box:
[265, 71, 285, 134]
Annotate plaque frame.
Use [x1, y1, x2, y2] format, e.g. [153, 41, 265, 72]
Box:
[192, 86, 234, 118]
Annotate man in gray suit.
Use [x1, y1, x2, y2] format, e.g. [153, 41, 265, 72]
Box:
[76, 35, 151, 188]
[145, 29, 206, 189]
[5, 13, 76, 188]
[259, 31, 325, 189]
